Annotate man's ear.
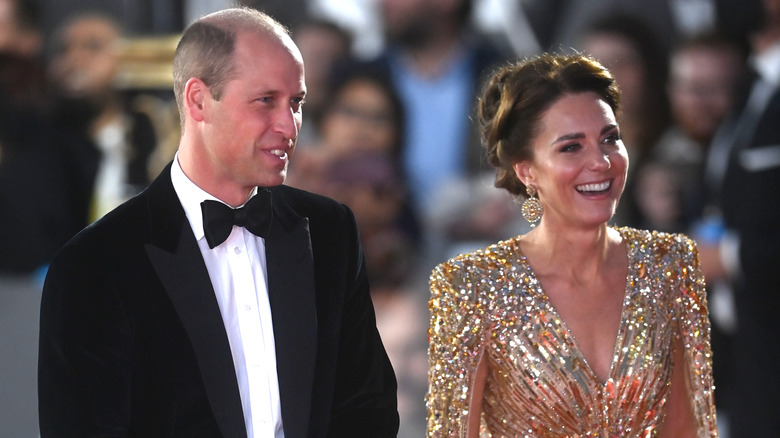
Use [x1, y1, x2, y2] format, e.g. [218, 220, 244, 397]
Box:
[184, 78, 209, 123]
[513, 161, 535, 187]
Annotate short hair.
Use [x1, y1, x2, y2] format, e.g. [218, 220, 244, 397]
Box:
[172, 7, 290, 127]
[477, 53, 620, 196]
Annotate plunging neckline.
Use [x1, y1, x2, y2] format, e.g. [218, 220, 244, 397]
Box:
[511, 229, 634, 387]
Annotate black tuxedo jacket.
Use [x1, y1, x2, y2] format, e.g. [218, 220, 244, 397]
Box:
[38, 164, 399, 437]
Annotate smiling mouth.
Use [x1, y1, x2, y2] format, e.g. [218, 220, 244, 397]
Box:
[270, 149, 287, 159]
[576, 180, 611, 194]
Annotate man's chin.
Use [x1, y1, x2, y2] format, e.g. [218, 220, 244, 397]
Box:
[258, 174, 286, 188]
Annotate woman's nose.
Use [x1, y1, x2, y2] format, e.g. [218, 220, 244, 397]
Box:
[588, 146, 611, 170]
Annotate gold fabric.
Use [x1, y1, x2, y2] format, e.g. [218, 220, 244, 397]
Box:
[427, 227, 718, 437]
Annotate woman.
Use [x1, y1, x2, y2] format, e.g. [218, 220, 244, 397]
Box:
[426, 53, 718, 437]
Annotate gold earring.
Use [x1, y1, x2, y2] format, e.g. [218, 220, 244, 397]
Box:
[521, 185, 543, 227]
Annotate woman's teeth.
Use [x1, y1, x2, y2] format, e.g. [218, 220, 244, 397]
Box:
[576, 181, 610, 193]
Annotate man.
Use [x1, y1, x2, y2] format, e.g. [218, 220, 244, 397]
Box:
[641, 32, 745, 231]
[38, 7, 399, 438]
[359, 0, 510, 212]
[699, 0, 780, 435]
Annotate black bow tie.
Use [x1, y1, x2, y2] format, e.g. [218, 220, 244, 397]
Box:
[201, 189, 273, 248]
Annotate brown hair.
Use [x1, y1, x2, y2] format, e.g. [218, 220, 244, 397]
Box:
[477, 53, 620, 196]
[172, 7, 290, 127]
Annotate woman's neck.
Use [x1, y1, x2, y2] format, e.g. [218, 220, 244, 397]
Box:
[520, 222, 620, 283]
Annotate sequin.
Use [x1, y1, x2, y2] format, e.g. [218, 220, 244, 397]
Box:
[426, 227, 718, 437]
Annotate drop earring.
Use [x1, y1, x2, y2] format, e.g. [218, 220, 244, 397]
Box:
[521, 185, 543, 227]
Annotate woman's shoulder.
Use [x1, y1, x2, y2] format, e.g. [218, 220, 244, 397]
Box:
[616, 226, 700, 278]
[429, 237, 524, 309]
[616, 226, 698, 255]
[431, 236, 522, 280]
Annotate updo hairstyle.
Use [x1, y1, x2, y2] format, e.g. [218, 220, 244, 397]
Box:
[477, 53, 621, 196]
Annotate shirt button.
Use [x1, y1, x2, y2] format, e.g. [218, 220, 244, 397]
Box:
[244, 305, 251, 311]
[234, 246, 241, 255]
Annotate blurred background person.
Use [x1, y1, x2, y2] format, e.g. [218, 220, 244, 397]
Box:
[287, 65, 407, 194]
[355, 0, 512, 220]
[698, 0, 780, 436]
[636, 32, 746, 234]
[46, 12, 160, 225]
[337, 0, 518, 272]
[287, 65, 421, 278]
[522, 0, 763, 58]
[0, 0, 70, 276]
[0, 1, 65, 436]
[0, 0, 46, 111]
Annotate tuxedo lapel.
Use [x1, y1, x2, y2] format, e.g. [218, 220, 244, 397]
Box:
[265, 190, 317, 438]
[142, 168, 247, 438]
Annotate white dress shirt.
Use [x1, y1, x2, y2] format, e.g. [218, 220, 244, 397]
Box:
[91, 118, 131, 222]
[171, 155, 284, 438]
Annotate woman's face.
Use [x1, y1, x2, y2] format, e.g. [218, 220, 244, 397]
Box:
[514, 92, 628, 229]
[320, 78, 398, 155]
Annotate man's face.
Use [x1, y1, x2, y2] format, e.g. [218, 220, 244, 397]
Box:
[668, 47, 741, 143]
[380, 0, 434, 45]
[198, 31, 306, 195]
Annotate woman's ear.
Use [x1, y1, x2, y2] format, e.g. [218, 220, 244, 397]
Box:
[513, 161, 534, 187]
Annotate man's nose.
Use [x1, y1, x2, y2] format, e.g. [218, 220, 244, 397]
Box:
[274, 106, 299, 140]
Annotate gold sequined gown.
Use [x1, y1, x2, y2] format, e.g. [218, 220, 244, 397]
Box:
[427, 227, 718, 437]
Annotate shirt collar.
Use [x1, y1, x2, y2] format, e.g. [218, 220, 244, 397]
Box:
[170, 152, 257, 241]
[752, 40, 780, 88]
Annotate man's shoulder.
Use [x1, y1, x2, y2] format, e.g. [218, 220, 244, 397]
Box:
[63, 190, 153, 251]
[270, 184, 348, 217]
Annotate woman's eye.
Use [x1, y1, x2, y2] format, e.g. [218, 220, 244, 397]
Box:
[603, 133, 622, 144]
[561, 143, 580, 153]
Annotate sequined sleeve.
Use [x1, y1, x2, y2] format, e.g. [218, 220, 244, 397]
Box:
[674, 235, 719, 437]
[427, 258, 488, 437]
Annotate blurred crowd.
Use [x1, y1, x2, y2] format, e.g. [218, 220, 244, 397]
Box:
[2, 0, 779, 436]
